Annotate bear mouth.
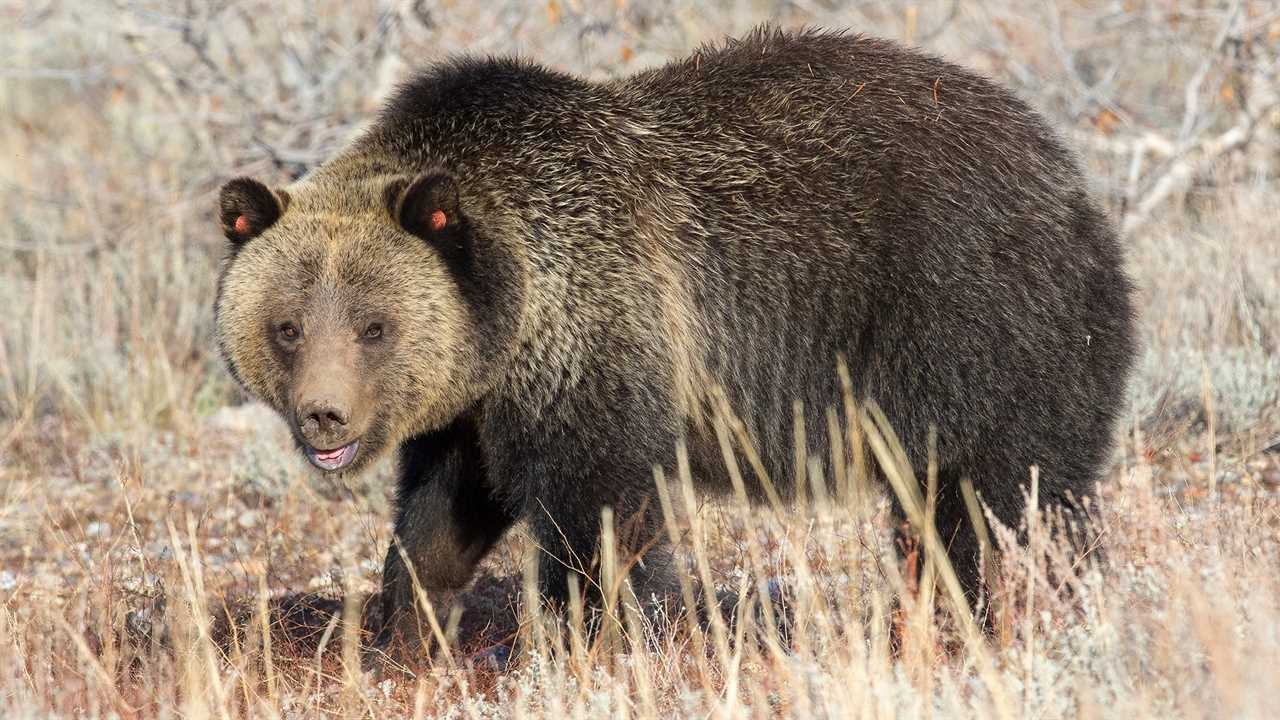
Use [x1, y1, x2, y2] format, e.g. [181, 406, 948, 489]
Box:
[304, 440, 360, 472]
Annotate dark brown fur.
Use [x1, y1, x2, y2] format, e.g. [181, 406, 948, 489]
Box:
[215, 27, 1136, 650]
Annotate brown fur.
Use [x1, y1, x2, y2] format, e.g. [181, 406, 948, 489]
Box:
[216, 175, 486, 463]
[214, 27, 1136, 653]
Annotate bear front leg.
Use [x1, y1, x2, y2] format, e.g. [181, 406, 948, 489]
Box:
[510, 415, 680, 621]
[527, 486, 676, 619]
[377, 417, 516, 659]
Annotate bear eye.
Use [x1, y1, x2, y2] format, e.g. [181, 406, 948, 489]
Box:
[363, 323, 383, 340]
[278, 322, 300, 341]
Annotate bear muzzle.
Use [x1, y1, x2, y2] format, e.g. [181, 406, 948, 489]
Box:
[304, 439, 360, 471]
[296, 399, 361, 471]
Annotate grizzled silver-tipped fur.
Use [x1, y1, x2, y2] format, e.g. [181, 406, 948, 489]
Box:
[214, 26, 1136, 652]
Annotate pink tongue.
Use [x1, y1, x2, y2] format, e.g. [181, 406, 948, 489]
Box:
[317, 447, 345, 461]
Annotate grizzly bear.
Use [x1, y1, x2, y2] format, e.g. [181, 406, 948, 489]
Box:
[214, 27, 1135, 650]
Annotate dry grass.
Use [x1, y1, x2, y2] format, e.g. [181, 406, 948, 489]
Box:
[2, 1, 1279, 718]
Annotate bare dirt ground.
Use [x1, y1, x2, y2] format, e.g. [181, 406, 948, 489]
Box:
[2, 1, 1279, 718]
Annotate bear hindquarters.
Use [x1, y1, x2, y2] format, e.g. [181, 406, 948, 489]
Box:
[926, 470, 990, 603]
[377, 418, 516, 655]
[922, 459, 1099, 611]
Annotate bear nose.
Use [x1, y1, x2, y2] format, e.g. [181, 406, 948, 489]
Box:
[297, 400, 350, 445]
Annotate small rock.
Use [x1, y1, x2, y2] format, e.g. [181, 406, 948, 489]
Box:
[473, 644, 511, 671]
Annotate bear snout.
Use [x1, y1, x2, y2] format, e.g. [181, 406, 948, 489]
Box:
[296, 399, 351, 448]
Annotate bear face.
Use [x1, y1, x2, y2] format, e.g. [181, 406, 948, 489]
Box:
[214, 172, 503, 474]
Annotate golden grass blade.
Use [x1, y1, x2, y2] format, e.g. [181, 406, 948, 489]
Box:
[860, 401, 1015, 720]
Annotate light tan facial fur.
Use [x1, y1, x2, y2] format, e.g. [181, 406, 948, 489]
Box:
[215, 176, 478, 473]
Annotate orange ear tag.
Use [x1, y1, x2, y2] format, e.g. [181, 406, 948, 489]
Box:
[429, 209, 448, 231]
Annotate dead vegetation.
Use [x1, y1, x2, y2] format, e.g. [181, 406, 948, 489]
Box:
[2, 1, 1279, 718]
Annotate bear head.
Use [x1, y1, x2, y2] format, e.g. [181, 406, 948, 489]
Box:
[213, 169, 523, 474]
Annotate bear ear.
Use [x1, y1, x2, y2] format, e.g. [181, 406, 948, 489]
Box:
[388, 171, 463, 241]
[219, 177, 289, 245]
